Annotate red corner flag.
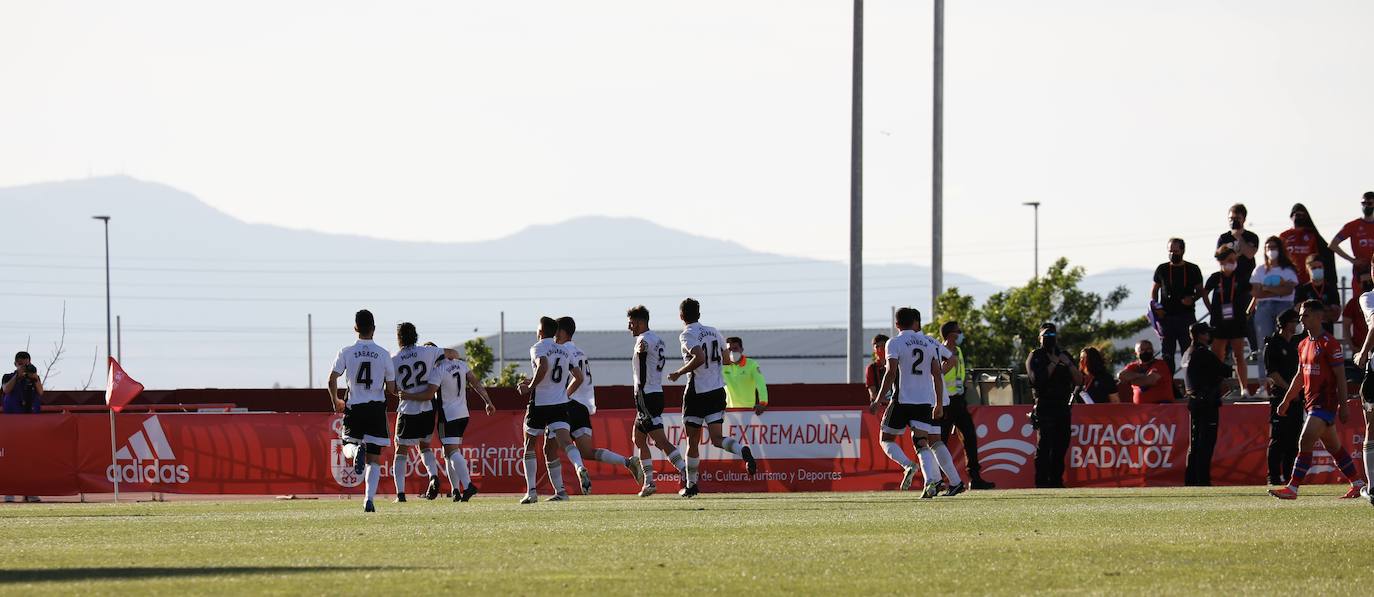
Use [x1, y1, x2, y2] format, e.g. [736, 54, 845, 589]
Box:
[106, 357, 145, 413]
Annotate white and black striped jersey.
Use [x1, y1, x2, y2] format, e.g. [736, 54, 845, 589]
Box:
[633, 330, 667, 395]
[679, 322, 726, 393]
[883, 329, 950, 406]
[332, 340, 396, 406]
[393, 344, 444, 415]
[434, 357, 470, 421]
[529, 338, 572, 406]
[563, 341, 596, 414]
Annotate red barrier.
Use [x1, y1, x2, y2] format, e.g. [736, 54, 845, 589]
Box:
[0, 404, 1365, 496]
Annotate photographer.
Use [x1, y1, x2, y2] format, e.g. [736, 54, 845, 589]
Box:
[1025, 323, 1081, 489]
[2, 351, 44, 414]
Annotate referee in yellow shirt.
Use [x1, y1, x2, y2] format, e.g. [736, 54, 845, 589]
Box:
[722, 336, 768, 416]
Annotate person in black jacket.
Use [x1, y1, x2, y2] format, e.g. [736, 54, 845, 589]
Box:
[1075, 346, 1119, 403]
[1184, 322, 1234, 486]
[1263, 309, 1303, 485]
[1025, 323, 1081, 488]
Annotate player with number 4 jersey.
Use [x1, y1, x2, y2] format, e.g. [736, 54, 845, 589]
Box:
[327, 309, 397, 513]
[666, 298, 756, 497]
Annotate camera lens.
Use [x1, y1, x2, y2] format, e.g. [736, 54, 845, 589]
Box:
[24, 364, 36, 374]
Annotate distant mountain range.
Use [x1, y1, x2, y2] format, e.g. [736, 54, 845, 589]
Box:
[0, 177, 1151, 389]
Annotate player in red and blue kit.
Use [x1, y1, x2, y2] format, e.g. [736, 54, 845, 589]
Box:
[1269, 299, 1367, 500]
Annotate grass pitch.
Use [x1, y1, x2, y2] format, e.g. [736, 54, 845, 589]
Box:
[1, 487, 1370, 595]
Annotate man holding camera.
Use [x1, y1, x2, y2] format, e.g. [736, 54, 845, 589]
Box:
[2, 351, 43, 414]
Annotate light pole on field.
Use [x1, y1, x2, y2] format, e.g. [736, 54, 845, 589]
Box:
[1022, 202, 1040, 278]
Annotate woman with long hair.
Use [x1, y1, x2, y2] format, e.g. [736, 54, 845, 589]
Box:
[1204, 245, 1252, 398]
[1076, 346, 1119, 403]
[1248, 235, 1299, 388]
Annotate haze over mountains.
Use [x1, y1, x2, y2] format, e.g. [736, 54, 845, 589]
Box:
[1, 177, 1148, 389]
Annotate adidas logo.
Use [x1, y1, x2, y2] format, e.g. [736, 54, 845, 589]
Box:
[106, 416, 190, 484]
[976, 413, 1036, 475]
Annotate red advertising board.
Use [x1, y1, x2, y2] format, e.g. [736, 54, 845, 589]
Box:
[0, 404, 1365, 496]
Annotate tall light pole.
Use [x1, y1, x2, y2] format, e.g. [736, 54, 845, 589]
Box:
[931, 0, 944, 319]
[92, 215, 117, 501]
[846, 0, 864, 383]
[1022, 202, 1040, 278]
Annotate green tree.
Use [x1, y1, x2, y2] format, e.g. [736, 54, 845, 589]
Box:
[487, 363, 524, 388]
[923, 258, 1147, 368]
[463, 337, 495, 381]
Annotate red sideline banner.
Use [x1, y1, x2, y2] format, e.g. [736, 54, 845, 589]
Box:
[0, 404, 1365, 496]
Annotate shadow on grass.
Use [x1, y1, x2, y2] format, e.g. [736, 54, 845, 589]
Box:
[0, 566, 416, 584]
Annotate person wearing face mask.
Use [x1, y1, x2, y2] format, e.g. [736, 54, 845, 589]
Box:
[1075, 346, 1119, 404]
[864, 334, 890, 405]
[1263, 309, 1303, 485]
[1202, 245, 1253, 398]
[1183, 322, 1234, 486]
[1293, 254, 1342, 333]
[1151, 238, 1204, 388]
[1248, 236, 1299, 388]
[721, 336, 768, 417]
[1217, 203, 1261, 357]
[1328, 191, 1374, 283]
[1025, 323, 1080, 488]
[1280, 203, 1337, 286]
[937, 321, 994, 490]
[1119, 340, 1175, 405]
[1341, 272, 1373, 358]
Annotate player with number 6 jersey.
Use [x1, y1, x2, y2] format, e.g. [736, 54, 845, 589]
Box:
[627, 305, 688, 497]
[545, 316, 642, 495]
[666, 298, 756, 497]
[326, 309, 397, 513]
[515, 316, 590, 504]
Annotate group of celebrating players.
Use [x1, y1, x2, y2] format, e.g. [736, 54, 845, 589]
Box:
[326, 299, 760, 513]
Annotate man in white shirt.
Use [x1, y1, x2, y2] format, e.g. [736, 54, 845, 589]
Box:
[327, 309, 397, 513]
[871, 307, 947, 499]
[626, 305, 689, 497]
[666, 298, 757, 497]
[391, 322, 446, 502]
[428, 343, 495, 502]
[543, 316, 643, 495]
[1347, 260, 1374, 506]
[515, 317, 590, 504]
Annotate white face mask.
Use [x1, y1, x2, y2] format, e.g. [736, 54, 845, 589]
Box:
[1222, 263, 1237, 273]
[956, 333, 965, 345]
[1311, 268, 1325, 282]
[1267, 249, 1281, 261]
[729, 351, 742, 362]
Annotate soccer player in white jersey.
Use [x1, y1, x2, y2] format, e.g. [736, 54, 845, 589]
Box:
[1350, 259, 1374, 506]
[543, 316, 643, 496]
[666, 298, 757, 497]
[327, 309, 397, 513]
[428, 344, 495, 502]
[627, 305, 689, 497]
[871, 307, 948, 499]
[515, 316, 590, 504]
[390, 323, 446, 502]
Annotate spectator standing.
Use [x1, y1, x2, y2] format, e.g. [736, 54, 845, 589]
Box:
[1341, 272, 1372, 358]
[1293, 255, 1342, 333]
[721, 336, 768, 416]
[1119, 340, 1175, 405]
[1202, 245, 1253, 398]
[1184, 322, 1232, 486]
[938, 321, 994, 489]
[1217, 203, 1261, 356]
[864, 334, 889, 405]
[1075, 346, 1119, 403]
[1280, 203, 1337, 286]
[1152, 238, 1204, 384]
[1263, 309, 1303, 485]
[1327, 191, 1374, 282]
[1, 351, 43, 414]
[1248, 236, 1299, 386]
[1025, 323, 1080, 489]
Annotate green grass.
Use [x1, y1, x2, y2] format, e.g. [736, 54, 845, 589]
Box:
[0, 487, 1371, 595]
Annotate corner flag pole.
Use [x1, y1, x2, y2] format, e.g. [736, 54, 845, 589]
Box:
[94, 215, 120, 503]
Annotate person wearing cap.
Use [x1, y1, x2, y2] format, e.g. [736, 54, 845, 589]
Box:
[1119, 340, 1175, 405]
[1263, 308, 1304, 485]
[938, 321, 994, 490]
[1183, 322, 1234, 486]
[1328, 191, 1374, 283]
[1024, 323, 1080, 489]
[721, 336, 768, 416]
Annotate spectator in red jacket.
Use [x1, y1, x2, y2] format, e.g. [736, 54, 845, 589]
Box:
[1328, 191, 1374, 282]
[1280, 203, 1337, 286]
[1119, 340, 1175, 405]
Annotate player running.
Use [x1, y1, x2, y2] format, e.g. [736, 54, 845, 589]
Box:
[390, 323, 446, 502]
[327, 309, 397, 513]
[515, 316, 590, 504]
[871, 307, 947, 499]
[665, 298, 757, 497]
[544, 316, 643, 495]
[627, 305, 689, 497]
[428, 343, 495, 502]
[1269, 299, 1367, 500]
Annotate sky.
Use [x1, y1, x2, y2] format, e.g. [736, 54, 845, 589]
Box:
[2, 1, 1372, 315]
